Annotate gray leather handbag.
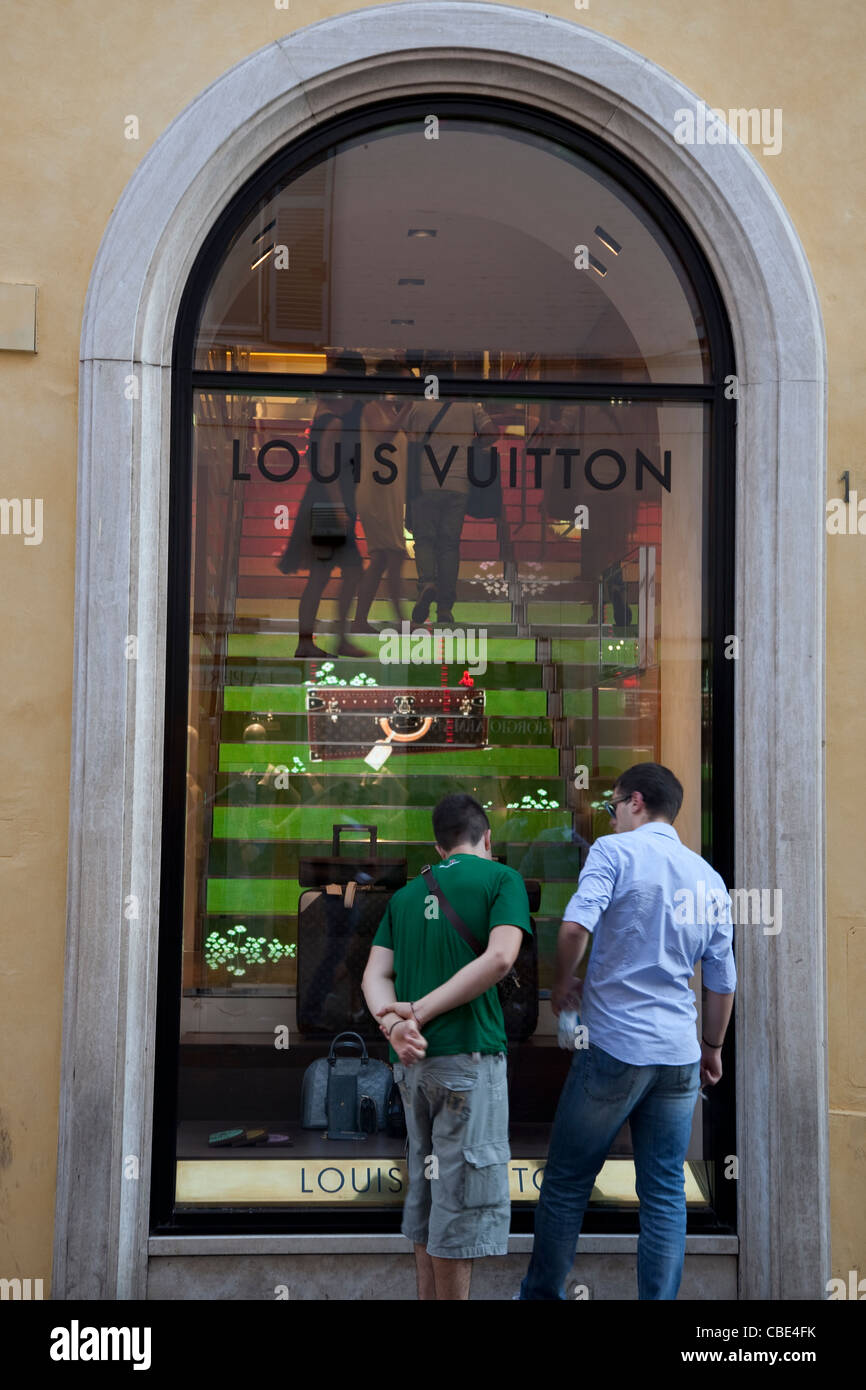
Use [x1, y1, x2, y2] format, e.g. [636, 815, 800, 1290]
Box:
[301, 1031, 393, 1135]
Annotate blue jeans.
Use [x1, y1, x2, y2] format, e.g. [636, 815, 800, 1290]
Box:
[520, 1042, 701, 1300]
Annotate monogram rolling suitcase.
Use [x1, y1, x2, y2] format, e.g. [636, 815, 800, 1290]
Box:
[296, 824, 407, 1037]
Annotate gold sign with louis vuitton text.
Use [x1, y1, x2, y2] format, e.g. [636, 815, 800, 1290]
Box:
[176, 1158, 705, 1206]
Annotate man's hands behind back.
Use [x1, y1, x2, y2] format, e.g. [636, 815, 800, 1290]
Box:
[381, 1007, 428, 1065]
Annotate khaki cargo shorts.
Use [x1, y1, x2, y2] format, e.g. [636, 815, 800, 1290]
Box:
[392, 1052, 510, 1259]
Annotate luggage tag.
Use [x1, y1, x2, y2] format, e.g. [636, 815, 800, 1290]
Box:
[364, 730, 394, 770]
[323, 881, 358, 908]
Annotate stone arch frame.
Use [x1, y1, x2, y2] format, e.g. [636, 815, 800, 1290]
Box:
[56, 2, 828, 1299]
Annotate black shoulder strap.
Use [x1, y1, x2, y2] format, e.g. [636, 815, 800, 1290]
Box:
[420, 865, 483, 958]
[421, 402, 452, 445]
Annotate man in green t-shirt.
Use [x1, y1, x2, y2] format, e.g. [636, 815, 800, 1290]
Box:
[362, 793, 532, 1301]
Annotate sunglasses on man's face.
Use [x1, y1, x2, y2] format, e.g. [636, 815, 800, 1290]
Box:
[605, 795, 631, 819]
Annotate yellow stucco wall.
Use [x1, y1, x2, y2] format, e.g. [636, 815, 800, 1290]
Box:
[0, 0, 862, 1294]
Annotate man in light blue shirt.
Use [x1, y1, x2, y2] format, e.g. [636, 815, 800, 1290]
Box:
[519, 762, 736, 1301]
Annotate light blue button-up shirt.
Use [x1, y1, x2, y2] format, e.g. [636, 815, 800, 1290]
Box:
[563, 821, 737, 1065]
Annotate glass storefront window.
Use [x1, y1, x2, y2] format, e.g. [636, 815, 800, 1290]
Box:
[157, 100, 734, 1231]
[193, 116, 710, 385]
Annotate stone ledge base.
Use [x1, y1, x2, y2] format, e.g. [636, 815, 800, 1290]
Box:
[146, 1243, 737, 1300]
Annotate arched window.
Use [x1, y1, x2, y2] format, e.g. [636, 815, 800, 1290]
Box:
[155, 97, 734, 1235]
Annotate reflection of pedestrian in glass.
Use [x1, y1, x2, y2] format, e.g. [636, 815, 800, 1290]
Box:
[351, 359, 415, 632]
[405, 353, 495, 627]
[608, 563, 630, 628]
[276, 352, 367, 659]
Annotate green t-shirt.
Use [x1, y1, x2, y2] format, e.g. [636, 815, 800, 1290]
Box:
[372, 853, 533, 1058]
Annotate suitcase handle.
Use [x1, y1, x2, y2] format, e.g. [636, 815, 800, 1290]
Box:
[377, 715, 434, 743]
[327, 1031, 370, 1065]
[332, 824, 378, 856]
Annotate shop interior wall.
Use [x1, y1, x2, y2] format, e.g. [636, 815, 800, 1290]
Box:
[0, 0, 862, 1292]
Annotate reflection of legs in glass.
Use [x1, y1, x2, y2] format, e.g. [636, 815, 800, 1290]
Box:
[295, 560, 332, 658]
[629, 1061, 700, 1300]
[351, 551, 386, 631]
[383, 549, 407, 628]
[295, 551, 365, 657]
[334, 554, 365, 656]
[351, 549, 406, 631]
[411, 497, 438, 623]
[436, 492, 468, 621]
[610, 573, 630, 629]
[519, 1046, 640, 1300]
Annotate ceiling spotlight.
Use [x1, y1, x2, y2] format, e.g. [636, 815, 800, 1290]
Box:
[252, 219, 277, 245]
[398, 278, 425, 285]
[250, 245, 276, 270]
[588, 254, 608, 278]
[594, 225, 622, 255]
[390, 318, 415, 325]
[407, 228, 437, 237]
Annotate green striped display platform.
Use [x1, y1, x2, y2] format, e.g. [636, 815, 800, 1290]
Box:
[235, 598, 513, 624]
[572, 746, 655, 775]
[212, 772, 565, 807]
[219, 744, 561, 774]
[220, 714, 555, 747]
[205, 840, 583, 879]
[562, 688, 636, 717]
[226, 633, 537, 662]
[212, 804, 572, 843]
[205, 877, 580, 918]
[552, 638, 641, 663]
[527, 602, 595, 625]
[219, 660, 547, 691]
[224, 685, 548, 716]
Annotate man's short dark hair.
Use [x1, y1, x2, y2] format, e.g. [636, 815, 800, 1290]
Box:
[432, 793, 490, 852]
[615, 763, 684, 823]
